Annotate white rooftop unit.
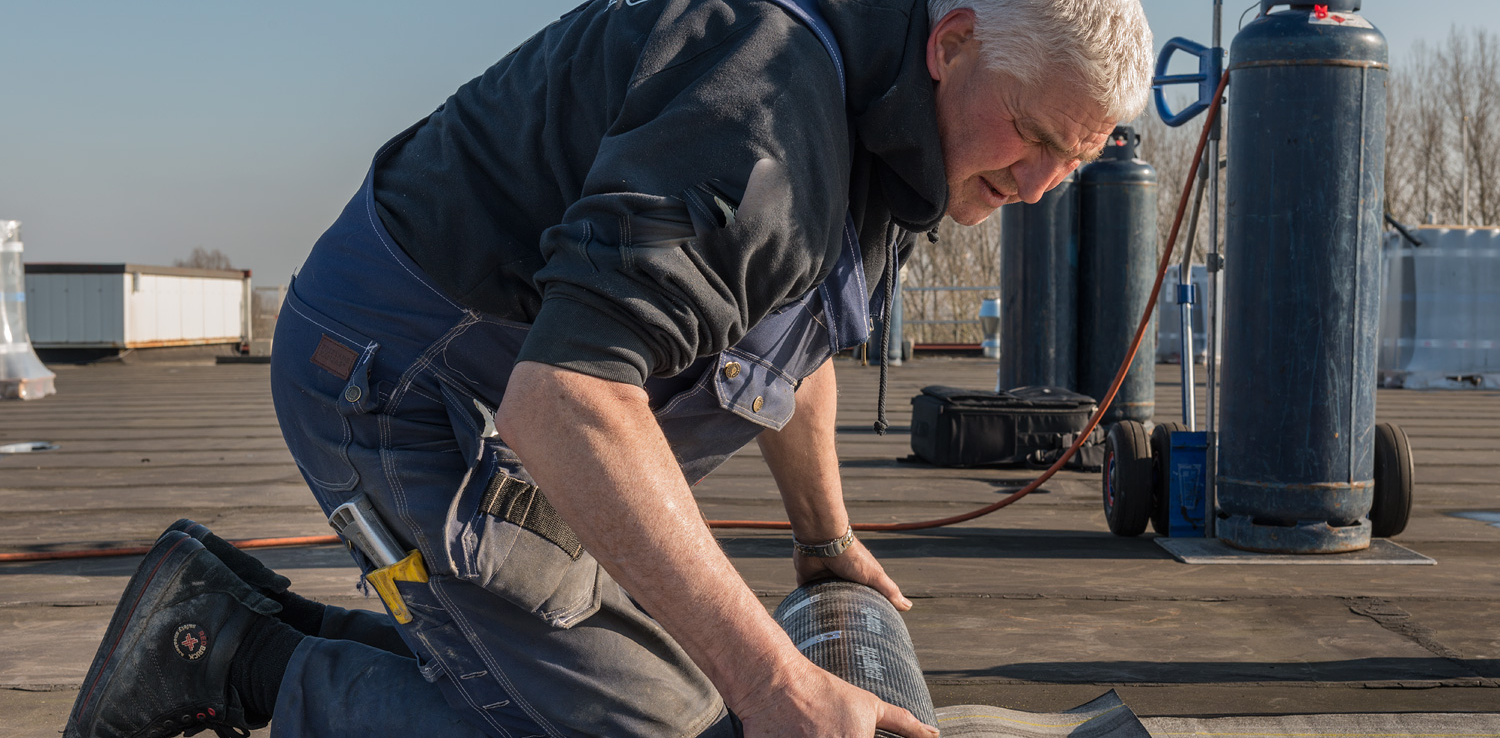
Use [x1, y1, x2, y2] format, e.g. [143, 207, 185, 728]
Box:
[1379, 227, 1500, 389]
[24, 264, 250, 350]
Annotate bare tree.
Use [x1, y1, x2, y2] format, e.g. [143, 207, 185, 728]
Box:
[901, 217, 1003, 344]
[1133, 99, 1225, 268]
[174, 247, 236, 271]
[1386, 28, 1500, 227]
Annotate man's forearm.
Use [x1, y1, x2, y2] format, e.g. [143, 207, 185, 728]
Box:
[494, 361, 802, 709]
[757, 359, 849, 542]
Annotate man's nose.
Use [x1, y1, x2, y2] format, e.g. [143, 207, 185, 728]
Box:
[1015, 159, 1076, 204]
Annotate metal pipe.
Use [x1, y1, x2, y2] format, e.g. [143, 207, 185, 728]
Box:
[1384, 212, 1424, 247]
[1462, 116, 1470, 225]
[1178, 168, 1208, 430]
[1178, 284, 1196, 429]
[1205, 0, 1224, 537]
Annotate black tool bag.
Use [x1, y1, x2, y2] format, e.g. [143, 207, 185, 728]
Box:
[909, 385, 1105, 471]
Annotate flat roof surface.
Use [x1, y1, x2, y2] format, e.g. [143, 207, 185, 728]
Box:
[2, 358, 1498, 735]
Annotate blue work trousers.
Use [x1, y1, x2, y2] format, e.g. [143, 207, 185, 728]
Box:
[266, 0, 891, 723]
[267, 125, 872, 736]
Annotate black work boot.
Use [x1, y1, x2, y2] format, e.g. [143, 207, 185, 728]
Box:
[64, 531, 282, 738]
[164, 519, 290, 595]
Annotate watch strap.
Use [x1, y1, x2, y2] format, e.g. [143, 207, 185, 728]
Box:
[793, 526, 855, 558]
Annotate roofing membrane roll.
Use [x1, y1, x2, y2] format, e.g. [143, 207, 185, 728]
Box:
[773, 579, 937, 733]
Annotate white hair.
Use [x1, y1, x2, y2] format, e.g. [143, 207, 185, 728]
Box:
[926, 0, 1154, 123]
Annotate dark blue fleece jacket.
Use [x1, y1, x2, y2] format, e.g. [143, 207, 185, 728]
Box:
[374, 0, 947, 385]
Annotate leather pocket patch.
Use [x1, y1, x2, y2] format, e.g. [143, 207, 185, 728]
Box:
[311, 334, 359, 380]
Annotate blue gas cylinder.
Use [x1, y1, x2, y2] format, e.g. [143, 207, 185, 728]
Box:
[1078, 127, 1157, 423]
[1218, 0, 1388, 553]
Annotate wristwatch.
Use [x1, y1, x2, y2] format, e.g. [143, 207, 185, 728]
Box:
[793, 526, 856, 558]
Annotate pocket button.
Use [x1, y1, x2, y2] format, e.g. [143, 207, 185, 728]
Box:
[344, 385, 363, 403]
[723, 362, 741, 379]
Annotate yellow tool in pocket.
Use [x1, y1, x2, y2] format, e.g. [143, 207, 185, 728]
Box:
[328, 495, 429, 625]
[365, 550, 428, 624]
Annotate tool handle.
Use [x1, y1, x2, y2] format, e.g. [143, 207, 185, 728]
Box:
[1261, 0, 1360, 13]
[365, 550, 429, 624]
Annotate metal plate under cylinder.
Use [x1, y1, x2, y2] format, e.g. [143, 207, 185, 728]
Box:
[773, 579, 937, 732]
[1168, 432, 1209, 538]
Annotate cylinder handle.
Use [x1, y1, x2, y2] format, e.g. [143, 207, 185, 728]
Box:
[1152, 38, 1224, 128]
[1260, 1, 1360, 14]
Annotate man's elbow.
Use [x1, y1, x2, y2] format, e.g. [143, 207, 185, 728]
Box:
[495, 361, 555, 443]
[495, 361, 650, 444]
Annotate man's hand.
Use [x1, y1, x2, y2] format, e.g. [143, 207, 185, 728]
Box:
[497, 362, 930, 735]
[759, 360, 912, 612]
[794, 538, 913, 611]
[735, 659, 939, 738]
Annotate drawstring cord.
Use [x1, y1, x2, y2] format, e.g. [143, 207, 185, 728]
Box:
[871, 225, 939, 435]
[873, 224, 899, 435]
[871, 225, 938, 435]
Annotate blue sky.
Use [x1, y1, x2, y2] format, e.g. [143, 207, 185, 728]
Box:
[2, 1, 1492, 285]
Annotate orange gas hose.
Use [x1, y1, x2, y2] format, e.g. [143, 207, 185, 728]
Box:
[0, 535, 342, 563]
[0, 74, 1230, 563]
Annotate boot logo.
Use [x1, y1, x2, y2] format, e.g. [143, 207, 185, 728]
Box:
[173, 623, 209, 660]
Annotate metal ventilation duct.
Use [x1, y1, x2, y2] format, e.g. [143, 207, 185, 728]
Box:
[0, 221, 55, 400]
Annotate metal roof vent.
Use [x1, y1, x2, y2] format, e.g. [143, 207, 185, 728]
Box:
[1, 221, 57, 400]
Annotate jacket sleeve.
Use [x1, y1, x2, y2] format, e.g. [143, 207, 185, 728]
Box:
[515, 4, 850, 386]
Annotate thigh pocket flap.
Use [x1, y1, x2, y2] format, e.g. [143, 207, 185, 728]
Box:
[432, 364, 602, 630]
[462, 468, 603, 629]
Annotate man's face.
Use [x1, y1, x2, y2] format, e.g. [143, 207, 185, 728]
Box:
[927, 10, 1116, 226]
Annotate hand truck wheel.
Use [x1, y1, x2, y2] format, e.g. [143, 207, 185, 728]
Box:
[1370, 421, 1414, 538]
[1103, 420, 1153, 537]
[1149, 422, 1187, 536]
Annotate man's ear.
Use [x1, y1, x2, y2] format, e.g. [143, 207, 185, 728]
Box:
[926, 8, 977, 82]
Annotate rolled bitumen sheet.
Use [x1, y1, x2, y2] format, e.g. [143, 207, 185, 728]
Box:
[1142, 712, 1500, 737]
[935, 691, 1148, 738]
[773, 578, 938, 731]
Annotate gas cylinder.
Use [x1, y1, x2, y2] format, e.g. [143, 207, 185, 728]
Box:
[999, 172, 1077, 390]
[1078, 127, 1157, 423]
[1218, 0, 1387, 553]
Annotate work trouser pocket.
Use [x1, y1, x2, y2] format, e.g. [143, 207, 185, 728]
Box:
[271, 282, 383, 497]
[436, 380, 604, 630]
